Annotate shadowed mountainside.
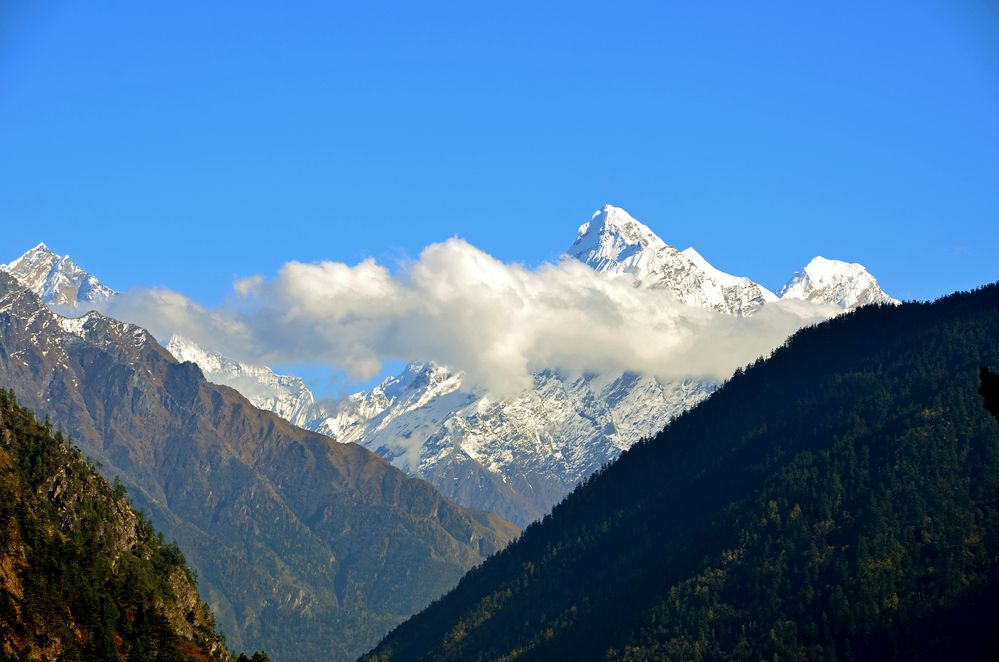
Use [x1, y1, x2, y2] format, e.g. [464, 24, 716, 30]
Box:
[367, 283, 999, 661]
[0, 272, 516, 660]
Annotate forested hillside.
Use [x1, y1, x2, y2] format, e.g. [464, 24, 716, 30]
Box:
[0, 388, 230, 660]
[366, 283, 999, 661]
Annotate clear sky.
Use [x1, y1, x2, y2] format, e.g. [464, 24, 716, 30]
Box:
[1, 0, 997, 306]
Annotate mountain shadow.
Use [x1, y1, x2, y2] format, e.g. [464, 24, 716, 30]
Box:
[365, 282, 999, 661]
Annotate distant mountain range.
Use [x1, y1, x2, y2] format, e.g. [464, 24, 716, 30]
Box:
[569, 205, 897, 313]
[2, 204, 898, 527]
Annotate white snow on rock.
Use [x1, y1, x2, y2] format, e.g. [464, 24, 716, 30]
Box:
[165, 335, 320, 429]
[567, 205, 777, 315]
[2, 243, 115, 309]
[778, 256, 899, 309]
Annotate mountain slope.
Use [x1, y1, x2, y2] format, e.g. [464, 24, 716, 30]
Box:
[165, 335, 319, 429]
[163, 346, 713, 527]
[0, 272, 516, 661]
[0, 387, 229, 661]
[365, 283, 999, 661]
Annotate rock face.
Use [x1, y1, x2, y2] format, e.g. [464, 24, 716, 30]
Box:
[0, 387, 229, 661]
[0, 272, 517, 661]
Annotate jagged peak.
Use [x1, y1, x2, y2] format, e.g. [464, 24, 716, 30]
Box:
[7, 242, 61, 269]
[567, 205, 675, 280]
[573, 204, 664, 249]
[4, 243, 115, 308]
[379, 360, 462, 395]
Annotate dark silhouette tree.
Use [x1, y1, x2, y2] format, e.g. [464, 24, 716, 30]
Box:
[980, 367, 999, 421]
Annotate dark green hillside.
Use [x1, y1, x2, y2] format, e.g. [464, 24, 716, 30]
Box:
[365, 283, 999, 661]
[0, 387, 230, 661]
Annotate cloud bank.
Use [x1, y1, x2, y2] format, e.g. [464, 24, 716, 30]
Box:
[102, 238, 836, 395]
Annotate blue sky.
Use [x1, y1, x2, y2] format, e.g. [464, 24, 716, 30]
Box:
[1, 1, 997, 308]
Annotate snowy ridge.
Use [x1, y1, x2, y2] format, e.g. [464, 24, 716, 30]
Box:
[681, 247, 778, 301]
[3, 243, 115, 309]
[56, 312, 95, 338]
[778, 256, 899, 309]
[165, 335, 319, 428]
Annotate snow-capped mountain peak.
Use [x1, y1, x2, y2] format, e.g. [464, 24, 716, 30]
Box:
[3, 243, 115, 309]
[568, 205, 776, 315]
[778, 256, 899, 309]
[570, 204, 670, 275]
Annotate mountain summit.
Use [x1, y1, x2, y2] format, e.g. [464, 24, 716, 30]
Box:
[570, 204, 669, 275]
[568, 205, 898, 315]
[779, 256, 899, 308]
[568, 205, 778, 316]
[2, 242, 115, 309]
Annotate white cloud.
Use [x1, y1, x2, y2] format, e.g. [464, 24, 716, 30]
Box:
[102, 238, 836, 395]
